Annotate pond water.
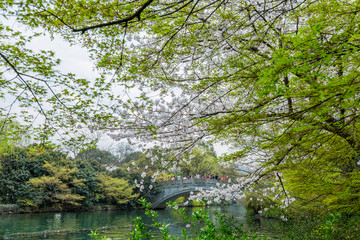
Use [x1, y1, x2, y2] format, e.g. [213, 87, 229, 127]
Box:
[0, 205, 297, 239]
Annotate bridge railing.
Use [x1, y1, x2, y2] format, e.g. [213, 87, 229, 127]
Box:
[156, 178, 220, 187]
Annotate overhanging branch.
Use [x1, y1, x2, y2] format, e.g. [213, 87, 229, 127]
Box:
[73, 0, 154, 33]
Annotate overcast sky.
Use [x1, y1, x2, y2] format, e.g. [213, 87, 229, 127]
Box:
[28, 34, 96, 80]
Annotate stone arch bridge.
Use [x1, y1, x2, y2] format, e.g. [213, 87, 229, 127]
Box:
[148, 178, 220, 209]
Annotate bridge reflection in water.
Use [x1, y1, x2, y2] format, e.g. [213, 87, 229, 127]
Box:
[148, 178, 220, 209]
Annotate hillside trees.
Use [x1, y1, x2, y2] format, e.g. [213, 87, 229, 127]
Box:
[76, 148, 118, 168]
[76, 143, 140, 168]
[0, 146, 136, 208]
[2, 0, 360, 213]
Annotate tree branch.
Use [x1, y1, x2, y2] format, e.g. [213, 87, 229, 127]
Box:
[0, 51, 47, 118]
[73, 0, 154, 33]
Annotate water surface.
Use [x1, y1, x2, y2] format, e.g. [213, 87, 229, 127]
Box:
[0, 205, 288, 239]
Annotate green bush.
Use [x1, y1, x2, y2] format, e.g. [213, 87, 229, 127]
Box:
[129, 199, 267, 240]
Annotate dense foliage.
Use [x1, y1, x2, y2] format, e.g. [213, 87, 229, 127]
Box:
[0, 145, 136, 208]
[0, 142, 227, 209]
[131, 199, 266, 240]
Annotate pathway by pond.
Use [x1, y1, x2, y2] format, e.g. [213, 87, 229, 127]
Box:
[0, 205, 305, 239]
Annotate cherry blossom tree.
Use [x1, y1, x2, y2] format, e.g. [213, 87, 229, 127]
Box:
[2, 0, 360, 212]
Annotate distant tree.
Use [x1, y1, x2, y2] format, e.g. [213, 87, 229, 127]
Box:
[120, 151, 142, 166]
[0, 119, 29, 153]
[179, 148, 216, 177]
[76, 148, 118, 168]
[0, 147, 54, 204]
[97, 174, 138, 205]
[113, 143, 140, 165]
[76, 144, 141, 168]
[26, 161, 86, 207]
[179, 144, 240, 179]
[72, 159, 102, 207]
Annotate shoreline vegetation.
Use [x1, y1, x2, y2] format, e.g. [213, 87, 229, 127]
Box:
[0, 144, 239, 214]
[0, 203, 232, 215]
[0, 203, 126, 215]
[1, 145, 360, 239]
[0, 199, 235, 215]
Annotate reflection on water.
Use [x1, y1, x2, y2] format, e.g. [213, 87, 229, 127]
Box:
[1, 209, 144, 239]
[0, 205, 286, 239]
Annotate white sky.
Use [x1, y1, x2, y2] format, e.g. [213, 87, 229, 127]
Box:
[28, 35, 97, 80]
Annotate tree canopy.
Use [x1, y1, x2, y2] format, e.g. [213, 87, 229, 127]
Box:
[2, 0, 360, 213]
[0, 145, 137, 208]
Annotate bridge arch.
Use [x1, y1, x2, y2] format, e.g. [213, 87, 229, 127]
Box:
[148, 178, 219, 209]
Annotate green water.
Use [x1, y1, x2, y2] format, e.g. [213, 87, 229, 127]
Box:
[0, 205, 286, 239]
